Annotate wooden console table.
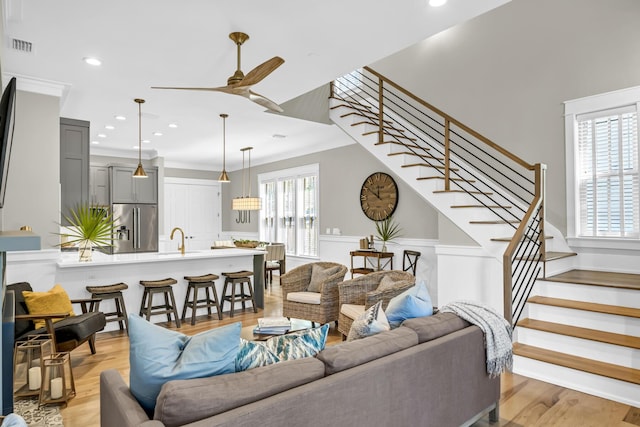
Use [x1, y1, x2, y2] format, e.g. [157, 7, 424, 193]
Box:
[349, 250, 394, 278]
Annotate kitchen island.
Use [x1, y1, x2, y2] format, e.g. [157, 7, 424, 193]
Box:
[8, 248, 265, 332]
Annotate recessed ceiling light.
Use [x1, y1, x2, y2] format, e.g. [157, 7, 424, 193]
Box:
[272, 134, 287, 139]
[91, 141, 100, 145]
[142, 139, 151, 144]
[132, 145, 140, 149]
[104, 125, 115, 130]
[168, 123, 178, 128]
[114, 115, 126, 121]
[429, 0, 447, 6]
[83, 57, 102, 66]
[97, 133, 107, 138]
[153, 132, 163, 136]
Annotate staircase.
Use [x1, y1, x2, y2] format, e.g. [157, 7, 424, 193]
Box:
[328, 68, 640, 406]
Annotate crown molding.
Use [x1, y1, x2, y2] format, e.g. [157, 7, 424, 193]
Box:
[2, 72, 71, 106]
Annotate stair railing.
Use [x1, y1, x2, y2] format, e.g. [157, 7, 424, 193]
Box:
[331, 67, 546, 326]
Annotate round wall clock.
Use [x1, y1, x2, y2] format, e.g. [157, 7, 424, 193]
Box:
[360, 172, 399, 221]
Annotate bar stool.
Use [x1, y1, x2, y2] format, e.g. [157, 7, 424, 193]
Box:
[181, 273, 222, 325]
[221, 270, 258, 317]
[85, 282, 129, 334]
[138, 278, 181, 328]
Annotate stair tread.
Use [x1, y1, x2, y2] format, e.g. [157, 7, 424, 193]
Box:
[362, 130, 417, 141]
[433, 189, 493, 195]
[544, 251, 578, 261]
[517, 318, 640, 349]
[402, 163, 456, 171]
[491, 235, 553, 242]
[388, 151, 439, 159]
[417, 176, 475, 183]
[352, 121, 405, 132]
[545, 269, 640, 291]
[375, 141, 424, 150]
[528, 295, 640, 319]
[469, 219, 520, 224]
[513, 343, 640, 385]
[451, 205, 512, 209]
[340, 111, 393, 124]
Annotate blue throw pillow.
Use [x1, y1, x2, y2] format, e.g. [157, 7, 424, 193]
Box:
[129, 315, 241, 414]
[385, 280, 433, 327]
[235, 338, 280, 371]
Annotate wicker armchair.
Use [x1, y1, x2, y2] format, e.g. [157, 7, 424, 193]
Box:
[337, 270, 415, 338]
[281, 262, 348, 325]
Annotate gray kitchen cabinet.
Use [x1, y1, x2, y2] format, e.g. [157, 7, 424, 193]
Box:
[110, 166, 157, 204]
[60, 118, 89, 225]
[90, 165, 109, 206]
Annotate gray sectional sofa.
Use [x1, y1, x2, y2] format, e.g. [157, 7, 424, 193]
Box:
[100, 312, 500, 427]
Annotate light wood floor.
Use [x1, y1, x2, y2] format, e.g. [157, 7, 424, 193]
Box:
[51, 279, 640, 427]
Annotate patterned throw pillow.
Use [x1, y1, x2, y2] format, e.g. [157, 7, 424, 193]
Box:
[347, 301, 390, 341]
[307, 265, 341, 292]
[129, 315, 241, 414]
[235, 324, 330, 372]
[385, 280, 433, 328]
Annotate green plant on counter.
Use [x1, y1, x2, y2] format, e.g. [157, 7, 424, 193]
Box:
[375, 215, 402, 252]
[56, 204, 119, 261]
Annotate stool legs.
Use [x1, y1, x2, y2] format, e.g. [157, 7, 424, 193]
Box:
[221, 277, 257, 317]
[139, 286, 181, 328]
[180, 282, 223, 325]
[91, 291, 129, 335]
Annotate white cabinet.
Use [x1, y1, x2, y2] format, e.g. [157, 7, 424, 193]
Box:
[164, 178, 220, 250]
[110, 166, 157, 204]
[89, 166, 109, 206]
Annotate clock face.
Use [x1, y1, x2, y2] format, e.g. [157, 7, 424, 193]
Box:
[360, 172, 399, 221]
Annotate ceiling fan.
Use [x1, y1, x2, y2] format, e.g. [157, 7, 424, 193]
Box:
[152, 32, 285, 113]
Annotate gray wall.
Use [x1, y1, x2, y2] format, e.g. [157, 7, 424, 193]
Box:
[1, 91, 60, 247]
[223, 143, 439, 240]
[372, 0, 640, 235]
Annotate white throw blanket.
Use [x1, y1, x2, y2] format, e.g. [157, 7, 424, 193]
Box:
[440, 300, 513, 377]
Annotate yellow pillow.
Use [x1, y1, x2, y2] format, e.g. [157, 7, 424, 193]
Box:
[22, 284, 75, 330]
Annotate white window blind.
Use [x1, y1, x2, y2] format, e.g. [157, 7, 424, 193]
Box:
[259, 164, 319, 257]
[576, 108, 639, 238]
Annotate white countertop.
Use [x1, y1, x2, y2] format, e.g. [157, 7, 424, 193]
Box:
[56, 248, 265, 268]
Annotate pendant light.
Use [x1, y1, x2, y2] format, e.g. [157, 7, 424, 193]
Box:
[232, 146, 262, 223]
[218, 113, 230, 182]
[132, 98, 147, 178]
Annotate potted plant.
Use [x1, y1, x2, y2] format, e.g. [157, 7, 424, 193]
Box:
[375, 215, 402, 252]
[57, 204, 118, 262]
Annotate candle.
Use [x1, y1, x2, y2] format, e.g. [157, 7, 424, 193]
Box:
[28, 367, 41, 390]
[50, 377, 63, 399]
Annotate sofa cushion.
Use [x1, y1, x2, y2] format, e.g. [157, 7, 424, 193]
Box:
[385, 280, 433, 327]
[317, 327, 418, 375]
[22, 284, 75, 329]
[129, 315, 241, 414]
[154, 357, 326, 426]
[307, 264, 341, 292]
[401, 312, 471, 344]
[347, 300, 390, 341]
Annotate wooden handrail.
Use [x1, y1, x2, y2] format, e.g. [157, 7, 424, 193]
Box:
[364, 66, 535, 171]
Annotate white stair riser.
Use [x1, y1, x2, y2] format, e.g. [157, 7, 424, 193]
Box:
[516, 327, 640, 368]
[513, 355, 640, 407]
[534, 280, 640, 308]
[527, 303, 640, 336]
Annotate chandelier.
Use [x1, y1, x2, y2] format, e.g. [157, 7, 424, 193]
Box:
[232, 146, 261, 223]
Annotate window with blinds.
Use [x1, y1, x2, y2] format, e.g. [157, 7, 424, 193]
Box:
[576, 107, 639, 238]
[259, 164, 319, 257]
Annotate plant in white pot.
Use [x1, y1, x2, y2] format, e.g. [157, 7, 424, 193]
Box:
[375, 215, 402, 252]
[57, 204, 118, 262]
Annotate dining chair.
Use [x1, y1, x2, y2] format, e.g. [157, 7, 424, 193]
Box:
[264, 243, 286, 288]
[402, 250, 421, 276]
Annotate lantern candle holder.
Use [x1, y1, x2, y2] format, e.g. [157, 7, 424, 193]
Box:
[39, 352, 75, 406]
[13, 335, 53, 398]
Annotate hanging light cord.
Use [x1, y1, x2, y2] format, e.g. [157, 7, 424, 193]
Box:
[138, 101, 142, 163]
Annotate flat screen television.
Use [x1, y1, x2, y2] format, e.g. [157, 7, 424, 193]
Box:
[0, 77, 17, 209]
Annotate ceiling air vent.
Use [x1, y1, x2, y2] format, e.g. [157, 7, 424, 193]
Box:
[11, 38, 33, 53]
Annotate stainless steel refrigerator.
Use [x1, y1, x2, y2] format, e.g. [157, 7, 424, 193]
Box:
[111, 203, 158, 253]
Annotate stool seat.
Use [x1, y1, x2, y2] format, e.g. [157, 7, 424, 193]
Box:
[140, 278, 178, 287]
[139, 278, 181, 328]
[86, 282, 129, 294]
[184, 273, 220, 283]
[86, 282, 129, 334]
[222, 271, 253, 279]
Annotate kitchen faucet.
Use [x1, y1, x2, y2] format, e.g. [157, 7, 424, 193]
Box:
[170, 227, 185, 255]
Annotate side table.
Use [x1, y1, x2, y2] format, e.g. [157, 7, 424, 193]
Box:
[349, 250, 394, 278]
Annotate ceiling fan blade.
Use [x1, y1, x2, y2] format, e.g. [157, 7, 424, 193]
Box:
[248, 90, 284, 113]
[239, 56, 285, 87]
[151, 85, 237, 94]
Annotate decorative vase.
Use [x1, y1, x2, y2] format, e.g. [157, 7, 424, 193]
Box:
[79, 241, 93, 262]
[381, 243, 387, 252]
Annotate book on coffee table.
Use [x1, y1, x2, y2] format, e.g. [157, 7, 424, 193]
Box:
[254, 317, 292, 335]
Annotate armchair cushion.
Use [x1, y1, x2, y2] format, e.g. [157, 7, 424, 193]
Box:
[286, 291, 321, 305]
[22, 284, 75, 329]
[307, 264, 342, 292]
[340, 303, 365, 321]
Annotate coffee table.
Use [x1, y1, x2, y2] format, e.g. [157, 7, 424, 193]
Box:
[240, 318, 312, 341]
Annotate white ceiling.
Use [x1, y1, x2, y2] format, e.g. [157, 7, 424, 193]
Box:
[1, 0, 508, 171]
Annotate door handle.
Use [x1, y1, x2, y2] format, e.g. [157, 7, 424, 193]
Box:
[136, 207, 141, 249]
